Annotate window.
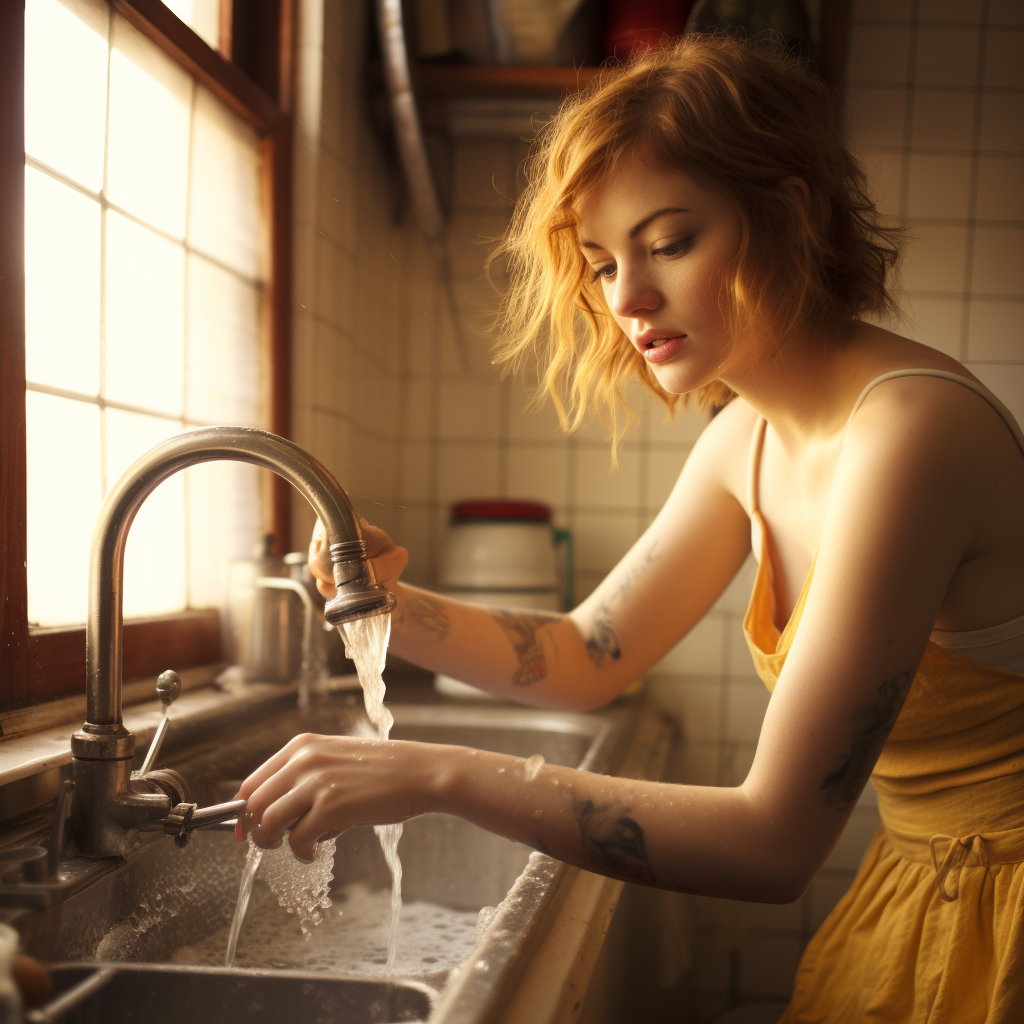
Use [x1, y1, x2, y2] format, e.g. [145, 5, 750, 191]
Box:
[0, 0, 293, 709]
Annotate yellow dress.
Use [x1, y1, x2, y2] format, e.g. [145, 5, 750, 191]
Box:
[742, 370, 1024, 1023]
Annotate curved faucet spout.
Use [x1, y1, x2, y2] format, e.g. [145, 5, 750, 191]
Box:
[72, 426, 394, 858]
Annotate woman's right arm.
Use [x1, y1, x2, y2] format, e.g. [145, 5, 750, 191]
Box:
[311, 400, 757, 710]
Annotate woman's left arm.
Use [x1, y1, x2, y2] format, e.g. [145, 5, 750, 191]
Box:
[238, 380, 983, 898]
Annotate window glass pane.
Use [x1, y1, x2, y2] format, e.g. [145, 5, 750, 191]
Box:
[24, 167, 101, 395]
[107, 14, 191, 237]
[105, 212, 185, 416]
[189, 86, 263, 279]
[24, 0, 108, 192]
[26, 392, 102, 626]
[105, 409, 188, 618]
[186, 254, 262, 426]
[185, 461, 263, 608]
[163, 0, 221, 51]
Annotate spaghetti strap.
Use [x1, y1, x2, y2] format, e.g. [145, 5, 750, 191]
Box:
[849, 368, 1024, 459]
[746, 415, 768, 516]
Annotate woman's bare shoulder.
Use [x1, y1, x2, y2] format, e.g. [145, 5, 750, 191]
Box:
[685, 396, 761, 507]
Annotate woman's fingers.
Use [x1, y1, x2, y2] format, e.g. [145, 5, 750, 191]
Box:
[236, 732, 322, 802]
[250, 775, 323, 850]
[308, 519, 336, 597]
[309, 518, 408, 595]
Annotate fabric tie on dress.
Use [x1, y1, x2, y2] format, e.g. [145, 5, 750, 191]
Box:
[929, 834, 990, 902]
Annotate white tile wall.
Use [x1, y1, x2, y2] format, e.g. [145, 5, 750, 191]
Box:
[292, 2, 1023, 1019]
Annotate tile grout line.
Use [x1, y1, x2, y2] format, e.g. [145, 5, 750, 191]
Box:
[959, 0, 992, 363]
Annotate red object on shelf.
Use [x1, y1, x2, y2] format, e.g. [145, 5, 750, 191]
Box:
[604, 0, 697, 61]
[451, 500, 552, 521]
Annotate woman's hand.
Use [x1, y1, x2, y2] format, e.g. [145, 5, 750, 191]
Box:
[308, 518, 409, 600]
[234, 733, 439, 861]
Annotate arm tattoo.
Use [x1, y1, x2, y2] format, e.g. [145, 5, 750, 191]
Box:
[492, 610, 560, 687]
[585, 602, 621, 667]
[399, 595, 451, 641]
[584, 543, 659, 667]
[573, 796, 656, 885]
[820, 670, 912, 810]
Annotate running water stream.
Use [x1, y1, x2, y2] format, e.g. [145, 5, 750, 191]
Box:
[339, 613, 403, 974]
[224, 844, 263, 966]
[223, 612, 401, 972]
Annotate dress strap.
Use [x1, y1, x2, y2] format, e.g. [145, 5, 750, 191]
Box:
[849, 368, 1024, 459]
[746, 415, 769, 516]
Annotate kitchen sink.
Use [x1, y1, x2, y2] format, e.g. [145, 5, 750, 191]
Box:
[42, 964, 434, 1023]
[10, 691, 672, 1023]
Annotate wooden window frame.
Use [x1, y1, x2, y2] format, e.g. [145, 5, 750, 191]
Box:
[0, 0, 294, 711]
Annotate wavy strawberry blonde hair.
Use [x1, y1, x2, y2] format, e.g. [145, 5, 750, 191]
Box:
[492, 34, 903, 439]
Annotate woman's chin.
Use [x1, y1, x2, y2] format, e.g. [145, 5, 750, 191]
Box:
[649, 364, 714, 397]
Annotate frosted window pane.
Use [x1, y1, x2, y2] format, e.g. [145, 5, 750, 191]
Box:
[26, 392, 102, 626]
[185, 461, 263, 608]
[24, 0, 108, 192]
[186, 254, 262, 425]
[105, 409, 187, 618]
[105, 212, 185, 416]
[107, 15, 191, 237]
[189, 87, 263, 278]
[163, 0, 221, 52]
[24, 168, 101, 395]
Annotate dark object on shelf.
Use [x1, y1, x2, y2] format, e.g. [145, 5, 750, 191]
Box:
[556, 0, 608, 67]
[686, 0, 813, 60]
[604, 0, 698, 60]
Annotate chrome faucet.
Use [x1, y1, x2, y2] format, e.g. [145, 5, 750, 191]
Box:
[70, 426, 396, 858]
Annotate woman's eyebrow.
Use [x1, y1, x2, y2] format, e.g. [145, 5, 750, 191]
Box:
[579, 206, 691, 250]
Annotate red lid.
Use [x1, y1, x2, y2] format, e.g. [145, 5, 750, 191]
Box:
[451, 500, 552, 521]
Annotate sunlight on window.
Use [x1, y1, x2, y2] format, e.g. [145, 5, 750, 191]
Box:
[23, 0, 107, 191]
[24, 167, 101, 395]
[163, 0, 222, 51]
[106, 409, 188, 617]
[105, 212, 186, 416]
[190, 87, 263, 279]
[25, 393, 102, 627]
[24, 0, 265, 628]
[107, 18, 191, 238]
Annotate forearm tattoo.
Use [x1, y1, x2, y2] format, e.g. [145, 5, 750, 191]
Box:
[584, 542, 660, 667]
[492, 610, 561, 687]
[573, 795, 657, 885]
[399, 595, 451, 641]
[820, 670, 912, 811]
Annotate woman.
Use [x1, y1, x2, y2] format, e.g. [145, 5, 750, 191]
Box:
[238, 35, 1024, 1022]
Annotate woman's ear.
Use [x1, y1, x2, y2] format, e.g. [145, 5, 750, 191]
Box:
[778, 175, 811, 217]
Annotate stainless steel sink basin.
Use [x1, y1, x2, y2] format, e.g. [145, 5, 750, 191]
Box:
[11, 692, 671, 1024]
[43, 964, 434, 1023]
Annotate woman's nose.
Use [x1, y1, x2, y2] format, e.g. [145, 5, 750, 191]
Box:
[611, 268, 659, 320]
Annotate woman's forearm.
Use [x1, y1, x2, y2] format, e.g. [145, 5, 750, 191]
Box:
[424, 744, 805, 903]
[384, 583, 631, 710]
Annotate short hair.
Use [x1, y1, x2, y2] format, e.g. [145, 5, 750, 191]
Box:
[492, 34, 904, 439]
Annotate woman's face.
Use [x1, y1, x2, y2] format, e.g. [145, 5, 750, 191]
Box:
[576, 154, 747, 396]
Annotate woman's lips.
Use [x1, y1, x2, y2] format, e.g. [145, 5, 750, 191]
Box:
[641, 335, 684, 363]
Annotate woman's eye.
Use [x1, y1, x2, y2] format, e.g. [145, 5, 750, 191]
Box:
[653, 237, 693, 258]
[591, 264, 616, 282]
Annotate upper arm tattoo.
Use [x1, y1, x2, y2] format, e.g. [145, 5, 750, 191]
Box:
[399, 595, 451, 641]
[492, 610, 561, 687]
[584, 542, 660, 667]
[820, 670, 912, 811]
[573, 796, 657, 885]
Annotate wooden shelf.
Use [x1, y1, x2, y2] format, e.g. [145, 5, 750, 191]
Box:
[416, 63, 601, 99]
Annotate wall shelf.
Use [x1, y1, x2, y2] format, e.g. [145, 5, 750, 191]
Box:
[416, 63, 601, 99]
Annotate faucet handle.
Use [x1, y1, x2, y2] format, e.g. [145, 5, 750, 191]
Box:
[156, 670, 182, 708]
